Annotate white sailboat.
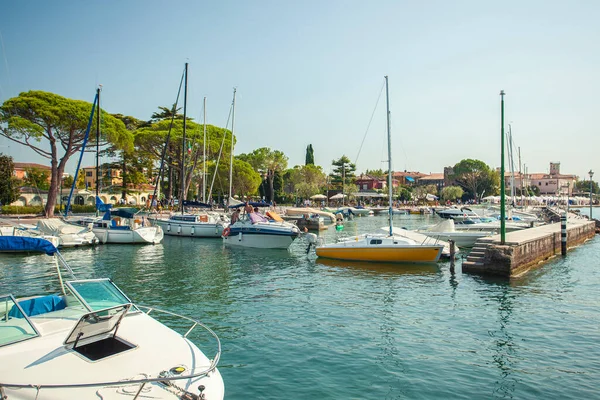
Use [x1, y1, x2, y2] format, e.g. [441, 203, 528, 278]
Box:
[316, 76, 444, 263]
[0, 236, 224, 399]
[151, 63, 229, 238]
[63, 87, 163, 245]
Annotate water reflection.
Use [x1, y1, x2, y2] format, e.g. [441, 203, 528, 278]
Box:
[315, 257, 440, 275]
[476, 279, 518, 399]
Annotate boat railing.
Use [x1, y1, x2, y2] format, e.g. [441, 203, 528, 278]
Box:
[0, 305, 221, 396]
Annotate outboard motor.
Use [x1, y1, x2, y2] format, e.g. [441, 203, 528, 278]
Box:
[305, 232, 318, 254]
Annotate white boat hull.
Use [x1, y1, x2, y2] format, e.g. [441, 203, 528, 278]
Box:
[0, 310, 224, 400]
[93, 226, 164, 244]
[152, 219, 225, 238]
[421, 231, 492, 247]
[222, 232, 295, 249]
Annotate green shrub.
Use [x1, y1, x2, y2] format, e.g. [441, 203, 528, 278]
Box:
[1, 204, 97, 215]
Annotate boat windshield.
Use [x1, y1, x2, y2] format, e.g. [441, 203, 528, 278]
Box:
[0, 294, 40, 347]
[66, 279, 136, 312]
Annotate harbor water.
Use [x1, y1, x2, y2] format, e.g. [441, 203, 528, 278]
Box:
[1, 213, 599, 399]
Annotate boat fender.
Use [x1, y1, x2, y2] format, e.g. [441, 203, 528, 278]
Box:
[222, 227, 231, 237]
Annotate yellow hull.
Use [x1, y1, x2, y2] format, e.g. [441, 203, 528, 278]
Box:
[316, 245, 442, 263]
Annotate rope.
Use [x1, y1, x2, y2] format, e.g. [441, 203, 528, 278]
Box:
[354, 79, 386, 166]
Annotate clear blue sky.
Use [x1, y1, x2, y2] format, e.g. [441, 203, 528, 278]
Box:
[0, 0, 598, 179]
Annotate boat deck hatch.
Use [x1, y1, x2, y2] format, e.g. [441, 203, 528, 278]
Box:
[64, 303, 135, 361]
[73, 336, 135, 361]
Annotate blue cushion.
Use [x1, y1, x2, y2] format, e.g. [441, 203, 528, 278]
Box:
[8, 295, 66, 318]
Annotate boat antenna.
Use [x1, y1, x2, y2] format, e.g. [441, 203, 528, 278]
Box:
[181, 62, 188, 214]
[385, 76, 393, 237]
[228, 88, 237, 203]
[150, 65, 185, 211]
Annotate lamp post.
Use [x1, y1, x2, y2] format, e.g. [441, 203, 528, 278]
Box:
[589, 170, 594, 219]
[499, 90, 506, 244]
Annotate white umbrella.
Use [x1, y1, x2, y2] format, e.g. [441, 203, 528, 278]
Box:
[310, 194, 327, 200]
[329, 193, 347, 200]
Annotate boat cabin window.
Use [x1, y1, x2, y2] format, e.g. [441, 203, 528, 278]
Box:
[170, 215, 198, 222]
[0, 294, 40, 347]
[370, 239, 383, 245]
[67, 279, 136, 312]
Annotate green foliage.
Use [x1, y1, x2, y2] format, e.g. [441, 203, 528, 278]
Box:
[285, 164, 327, 199]
[62, 175, 74, 188]
[574, 179, 599, 194]
[0, 90, 133, 216]
[330, 155, 356, 188]
[149, 105, 184, 123]
[0, 154, 20, 205]
[365, 169, 385, 179]
[412, 185, 438, 201]
[450, 159, 499, 200]
[231, 159, 261, 197]
[395, 185, 412, 201]
[441, 185, 464, 202]
[237, 147, 288, 202]
[22, 168, 50, 190]
[305, 144, 314, 165]
[0, 204, 97, 215]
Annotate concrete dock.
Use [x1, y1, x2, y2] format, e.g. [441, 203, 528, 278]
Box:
[462, 216, 596, 277]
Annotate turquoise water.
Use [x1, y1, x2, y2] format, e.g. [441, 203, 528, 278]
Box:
[1, 214, 599, 399]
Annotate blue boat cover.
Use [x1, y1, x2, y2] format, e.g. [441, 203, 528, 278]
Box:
[8, 295, 67, 318]
[96, 196, 113, 212]
[0, 236, 57, 255]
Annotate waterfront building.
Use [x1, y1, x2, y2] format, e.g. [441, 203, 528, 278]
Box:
[13, 162, 52, 183]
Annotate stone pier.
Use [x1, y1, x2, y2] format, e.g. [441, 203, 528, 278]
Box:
[462, 217, 596, 277]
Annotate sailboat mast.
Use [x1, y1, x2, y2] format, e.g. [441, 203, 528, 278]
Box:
[96, 86, 101, 215]
[203, 96, 207, 204]
[228, 88, 237, 201]
[181, 62, 188, 214]
[385, 76, 393, 237]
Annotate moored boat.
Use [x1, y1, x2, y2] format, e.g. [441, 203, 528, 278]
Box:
[315, 76, 444, 264]
[223, 204, 300, 249]
[0, 236, 224, 399]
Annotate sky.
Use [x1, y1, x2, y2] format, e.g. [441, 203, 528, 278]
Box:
[0, 0, 598, 179]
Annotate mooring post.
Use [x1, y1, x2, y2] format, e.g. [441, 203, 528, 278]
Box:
[561, 213, 567, 256]
[449, 239, 456, 272]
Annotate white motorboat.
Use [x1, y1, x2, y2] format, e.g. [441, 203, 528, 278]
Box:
[284, 207, 337, 224]
[0, 236, 224, 399]
[223, 208, 300, 249]
[151, 211, 228, 238]
[417, 219, 494, 247]
[69, 207, 163, 245]
[34, 218, 98, 248]
[435, 207, 480, 220]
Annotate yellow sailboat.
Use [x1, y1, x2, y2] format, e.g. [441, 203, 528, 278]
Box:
[315, 76, 443, 263]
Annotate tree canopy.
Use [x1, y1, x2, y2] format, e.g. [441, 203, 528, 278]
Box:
[238, 147, 288, 202]
[285, 164, 327, 199]
[0, 90, 132, 216]
[450, 159, 499, 200]
[0, 154, 20, 205]
[330, 155, 356, 190]
[305, 144, 314, 165]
